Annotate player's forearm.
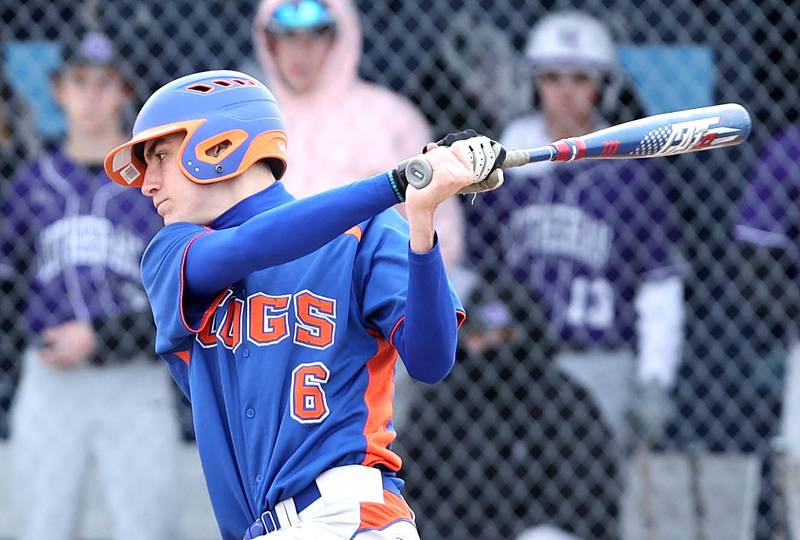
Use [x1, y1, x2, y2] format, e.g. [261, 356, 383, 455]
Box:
[186, 173, 401, 295]
[392, 240, 460, 384]
[90, 310, 157, 364]
[406, 208, 436, 253]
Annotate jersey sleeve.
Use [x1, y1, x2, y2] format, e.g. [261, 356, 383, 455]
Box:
[184, 173, 401, 296]
[356, 211, 465, 382]
[357, 211, 460, 337]
[0, 190, 20, 281]
[620, 160, 685, 281]
[140, 222, 226, 355]
[0, 164, 38, 281]
[355, 211, 411, 337]
[0, 167, 34, 360]
[734, 128, 800, 248]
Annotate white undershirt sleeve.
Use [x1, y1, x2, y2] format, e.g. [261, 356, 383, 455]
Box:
[635, 275, 685, 387]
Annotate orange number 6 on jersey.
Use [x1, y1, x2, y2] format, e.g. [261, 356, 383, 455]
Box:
[291, 362, 331, 424]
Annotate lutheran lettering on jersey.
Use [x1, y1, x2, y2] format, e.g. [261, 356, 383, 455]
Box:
[37, 215, 145, 281]
[507, 203, 612, 269]
[197, 288, 337, 352]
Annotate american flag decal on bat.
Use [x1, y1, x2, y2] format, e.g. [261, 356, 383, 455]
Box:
[632, 116, 746, 157]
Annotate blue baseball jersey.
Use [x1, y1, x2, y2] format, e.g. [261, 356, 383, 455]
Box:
[141, 182, 463, 539]
[467, 115, 682, 348]
[0, 148, 160, 335]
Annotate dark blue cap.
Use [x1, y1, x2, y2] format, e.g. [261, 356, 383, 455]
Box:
[61, 31, 117, 68]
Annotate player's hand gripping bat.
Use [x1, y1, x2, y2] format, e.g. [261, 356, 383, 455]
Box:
[404, 103, 752, 190]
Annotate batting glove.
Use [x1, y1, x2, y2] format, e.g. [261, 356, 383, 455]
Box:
[389, 130, 507, 201]
[426, 129, 506, 194]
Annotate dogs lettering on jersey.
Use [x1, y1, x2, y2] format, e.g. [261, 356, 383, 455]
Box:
[197, 288, 336, 352]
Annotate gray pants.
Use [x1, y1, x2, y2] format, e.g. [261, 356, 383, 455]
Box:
[555, 349, 635, 448]
[780, 343, 800, 538]
[11, 349, 180, 540]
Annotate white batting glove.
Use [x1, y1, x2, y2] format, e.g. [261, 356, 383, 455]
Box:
[452, 135, 506, 194]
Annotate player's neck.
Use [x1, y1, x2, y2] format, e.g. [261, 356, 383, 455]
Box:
[225, 166, 278, 206]
[64, 125, 128, 165]
[546, 116, 595, 141]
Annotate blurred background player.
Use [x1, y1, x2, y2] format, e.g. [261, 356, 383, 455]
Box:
[412, 9, 531, 142]
[402, 275, 620, 540]
[0, 60, 40, 439]
[465, 11, 686, 536]
[251, 0, 428, 197]
[734, 121, 800, 538]
[2, 31, 179, 539]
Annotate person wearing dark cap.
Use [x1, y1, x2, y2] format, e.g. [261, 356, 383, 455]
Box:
[4, 31, 179, 539]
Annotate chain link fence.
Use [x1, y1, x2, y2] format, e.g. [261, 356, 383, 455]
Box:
[1, 0, 799, 538]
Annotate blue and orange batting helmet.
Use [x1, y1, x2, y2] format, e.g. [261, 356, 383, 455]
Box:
[104, 69, 287, 187]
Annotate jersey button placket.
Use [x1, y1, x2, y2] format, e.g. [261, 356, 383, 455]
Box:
[246, 408, 255, 418]
[242, 346, 251, 358]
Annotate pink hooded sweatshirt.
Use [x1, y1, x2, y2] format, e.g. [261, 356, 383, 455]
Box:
[252, 0, 464, 267]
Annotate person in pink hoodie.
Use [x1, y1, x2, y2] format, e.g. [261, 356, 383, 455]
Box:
[251, 0, 464, 271]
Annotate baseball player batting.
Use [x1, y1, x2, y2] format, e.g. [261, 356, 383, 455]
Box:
[103, 69, 503, 540]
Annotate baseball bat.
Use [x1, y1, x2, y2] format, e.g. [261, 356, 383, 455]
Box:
[404, 103, 751, 189]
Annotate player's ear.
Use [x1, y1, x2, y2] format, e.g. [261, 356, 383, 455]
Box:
[265, 33, 279, 54]
[117, 73, 135, 101]
[50, 71, 66, 106]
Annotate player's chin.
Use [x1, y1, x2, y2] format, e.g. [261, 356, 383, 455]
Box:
[161, 211, 178, 225]
[159, 204, 184, 225]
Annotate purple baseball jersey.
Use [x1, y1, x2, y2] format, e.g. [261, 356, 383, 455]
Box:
[467, 157, 682, 349]
[0, 148, 162, 335]
[735, 124, 800, 251]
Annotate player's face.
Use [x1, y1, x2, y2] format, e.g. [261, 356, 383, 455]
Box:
[54, 65, 128, 134]
[537, 70, 599, 131]
[269, 29, 334, 94]
[140, 133, 229, 225]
